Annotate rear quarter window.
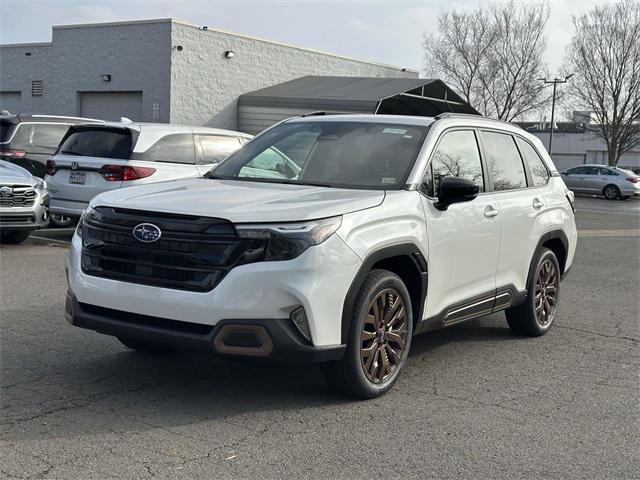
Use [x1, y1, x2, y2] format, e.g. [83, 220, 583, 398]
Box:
[1, 123, 32, 148]
[0, 120, 17, 143]
[32, 124, 70, 149]
[59, 128, 134, 159]
[515, 137, 549, 186]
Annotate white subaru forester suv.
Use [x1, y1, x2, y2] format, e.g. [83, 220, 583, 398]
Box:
[65, 113, 577, 399]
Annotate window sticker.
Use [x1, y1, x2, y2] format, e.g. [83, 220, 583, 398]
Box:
[382, 128, 407, 135]
[381, 177, 397, 184]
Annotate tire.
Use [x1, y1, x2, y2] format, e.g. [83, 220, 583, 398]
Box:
[602, 184, 620, 200]
[321, 269, 413, 399]
[50, 214, 77, 228]
[0, 230, 31, 244]
[506, 248, 560, 337]
[117, 337, 174, 354]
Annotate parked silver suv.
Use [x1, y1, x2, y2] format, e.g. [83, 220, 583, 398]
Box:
[0, 160, 49, 244]
[46, 122, 252, 217]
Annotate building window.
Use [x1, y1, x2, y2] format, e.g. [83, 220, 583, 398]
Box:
[31, 81, 43, 96]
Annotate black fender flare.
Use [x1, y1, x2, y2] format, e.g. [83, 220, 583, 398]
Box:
[340, 243, 428, 344]
[526, 230, 570, 290]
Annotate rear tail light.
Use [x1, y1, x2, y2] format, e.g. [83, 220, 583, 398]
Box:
[0, 149, 26, 158]
[99, 165, 156, 182]
[46, 159, 56, 176]
[625, 177, 639, 184]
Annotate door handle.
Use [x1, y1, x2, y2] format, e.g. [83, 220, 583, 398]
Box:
[484, 206, 499, 218]
[532, 198, 544, 209]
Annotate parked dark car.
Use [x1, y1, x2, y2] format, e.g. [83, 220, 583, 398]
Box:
[0, 114, 103, 178]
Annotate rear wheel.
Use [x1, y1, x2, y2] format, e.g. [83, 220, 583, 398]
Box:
[0, 230, 31, 244]
[321, 269, 413, 399]
[506, 248, 560, 336]
[118, 337, 174, 354]
[603, 184, 620, 200]
[50, 214, 77, 228]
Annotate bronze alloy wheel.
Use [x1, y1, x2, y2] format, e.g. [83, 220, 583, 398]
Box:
[534, 258, 559, 326]
[360, 288, 408, 384]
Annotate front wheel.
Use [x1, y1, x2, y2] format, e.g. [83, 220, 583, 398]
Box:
[506, 248, 560, 336]
[322, 269, 413, 399]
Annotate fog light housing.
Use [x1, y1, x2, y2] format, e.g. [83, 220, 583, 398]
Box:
[290, 307, 311, 343]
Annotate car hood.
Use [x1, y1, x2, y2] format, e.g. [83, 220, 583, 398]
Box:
[91, 179, 386, 223]
[0, 160, 37, 186]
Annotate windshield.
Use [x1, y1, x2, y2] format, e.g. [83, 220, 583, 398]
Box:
[210, 121, 428, 189]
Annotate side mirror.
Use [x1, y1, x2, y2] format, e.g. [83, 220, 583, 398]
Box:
[434, 177, 479, 211]
[560, 171, 567, 176]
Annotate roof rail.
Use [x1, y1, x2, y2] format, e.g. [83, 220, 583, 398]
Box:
[434, 112, 522, 129]
[300, 111, 327, 117]
[28, 114, 105, 122]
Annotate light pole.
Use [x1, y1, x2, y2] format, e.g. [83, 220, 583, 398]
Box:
[540, 74, 573, 155]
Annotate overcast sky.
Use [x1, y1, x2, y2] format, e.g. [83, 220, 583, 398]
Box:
[1, 0, 602, 75]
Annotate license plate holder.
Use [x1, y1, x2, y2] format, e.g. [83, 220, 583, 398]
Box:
[69, 172, 86, 185]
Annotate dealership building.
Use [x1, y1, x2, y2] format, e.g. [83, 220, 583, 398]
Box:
[0, 18, 420, 130]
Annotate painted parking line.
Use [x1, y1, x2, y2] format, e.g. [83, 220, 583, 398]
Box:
[28, 235, 72, 245]
[578, 229, 640, 237]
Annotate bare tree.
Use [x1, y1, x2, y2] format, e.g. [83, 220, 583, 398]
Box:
[423, 1, 550, 121]
[563, 0, 640, 166]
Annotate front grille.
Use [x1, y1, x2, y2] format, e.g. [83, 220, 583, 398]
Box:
[81, 207, 265, 292]
[0, 185, 37, 208]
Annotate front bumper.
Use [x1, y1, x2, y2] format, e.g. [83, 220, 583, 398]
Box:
[0, 193, 49, 230]
[67, 230, 362, 348]
[65, 291, 345, 362]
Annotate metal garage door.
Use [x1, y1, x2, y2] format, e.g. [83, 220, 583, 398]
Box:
[0, 92, 22, 114]
[79, 91, 143, 121]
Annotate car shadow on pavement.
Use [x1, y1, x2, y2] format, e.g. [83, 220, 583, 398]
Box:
[1, 314, 524, 442]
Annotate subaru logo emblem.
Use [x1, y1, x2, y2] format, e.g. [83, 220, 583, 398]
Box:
[71, 161, 79, 170]
[132, 223, 161, 243]
[0, 186, 11, 195]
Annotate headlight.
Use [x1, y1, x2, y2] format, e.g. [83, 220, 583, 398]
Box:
[236, 216, 342, 261]
[75, 205, 96, 238]
[35, 179, 47, 191]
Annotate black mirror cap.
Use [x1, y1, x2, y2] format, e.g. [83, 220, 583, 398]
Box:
[435, 176, 480, 211]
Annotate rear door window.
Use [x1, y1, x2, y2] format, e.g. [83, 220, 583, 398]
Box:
[59, 128, 134, 159]
[515, 137, 549, 186]
[197, 135, 241, 165]
[134, 133, 196, 164]
[480, 131, 527, 191]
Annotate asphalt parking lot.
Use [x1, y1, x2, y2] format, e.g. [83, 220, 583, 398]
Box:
[1, 196, 638, 479]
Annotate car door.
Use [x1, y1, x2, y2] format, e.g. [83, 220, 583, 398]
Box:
[195, 134, 243, 176]
[482, 132, 551, 296]
[419, 129, 500, 321]
[562, 166, 588, 192]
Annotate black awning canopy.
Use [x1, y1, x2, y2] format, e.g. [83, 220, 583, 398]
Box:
[239, 76, 480, 116]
